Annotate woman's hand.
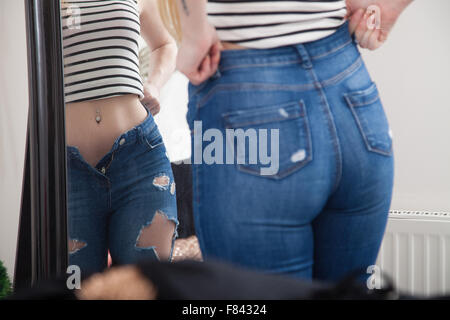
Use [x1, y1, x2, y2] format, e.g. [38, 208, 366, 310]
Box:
[346, 0, 413, 50]
[141, 82, 161, 116]
[177, 23, 223, 85]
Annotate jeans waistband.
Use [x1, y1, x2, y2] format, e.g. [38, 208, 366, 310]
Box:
[218, 21, 354, 69]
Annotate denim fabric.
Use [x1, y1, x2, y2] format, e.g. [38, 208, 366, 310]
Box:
[187, 22, 394, 281]
[67, 109, 178, 276]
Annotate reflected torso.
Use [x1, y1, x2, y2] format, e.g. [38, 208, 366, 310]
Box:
[62, 0, 148, 168]
[66, 94, 147, 168]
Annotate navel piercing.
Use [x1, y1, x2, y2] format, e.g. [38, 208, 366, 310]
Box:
[95, 108, 102, 124]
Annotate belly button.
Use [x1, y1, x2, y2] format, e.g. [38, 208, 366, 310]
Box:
[95, 109, 102, 124]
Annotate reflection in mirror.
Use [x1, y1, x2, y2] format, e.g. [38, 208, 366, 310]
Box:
[61, 0, 179, 276]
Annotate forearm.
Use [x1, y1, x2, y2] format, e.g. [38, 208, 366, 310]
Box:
[174, 0, 222, 84]
[176, 0, 209, 42]
[145, 43, 177, 90]
[139, 0, 177, 89]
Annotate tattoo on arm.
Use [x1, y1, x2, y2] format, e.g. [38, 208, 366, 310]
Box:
[180, 0, 189, 16]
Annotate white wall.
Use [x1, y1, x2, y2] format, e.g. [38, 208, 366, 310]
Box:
[154, 72, 190, 163]
[0, 0, 29, 281]
[361, 0, 450, 212]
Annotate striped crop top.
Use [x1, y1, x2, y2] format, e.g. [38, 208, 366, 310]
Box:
[61, 0, 144, 104]
[207, 0, 348, 49]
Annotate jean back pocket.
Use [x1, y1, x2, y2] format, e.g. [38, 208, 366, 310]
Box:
[344, 83, 393, 156]
[222, 100, 312, 179]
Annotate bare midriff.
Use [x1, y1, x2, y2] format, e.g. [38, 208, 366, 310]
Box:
[221, 41, 248, 50]
[66, 94, 148, 168]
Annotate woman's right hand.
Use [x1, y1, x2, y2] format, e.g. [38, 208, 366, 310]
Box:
[176, 23, 223, 85]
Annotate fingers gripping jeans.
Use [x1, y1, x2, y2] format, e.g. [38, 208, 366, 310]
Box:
[187, 22, 394, 281]
[67, 110, 178, 276]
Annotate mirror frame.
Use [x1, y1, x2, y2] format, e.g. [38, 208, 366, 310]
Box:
[14, 0, 68, 290]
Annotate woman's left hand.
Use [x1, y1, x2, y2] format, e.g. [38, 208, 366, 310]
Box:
[141, 82, 161, 116]
[346, 0, 413, 50]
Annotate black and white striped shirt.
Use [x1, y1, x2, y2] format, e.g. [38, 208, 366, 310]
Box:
[207, 0, 348, 48]
[61, 0, 144, 104]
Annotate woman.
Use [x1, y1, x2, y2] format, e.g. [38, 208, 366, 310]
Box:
[161, 0, 412, 281]
[61, 0, 178, 275]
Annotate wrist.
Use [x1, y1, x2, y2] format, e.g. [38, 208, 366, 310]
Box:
[146, 43, 177, 89]
[183, 20, 215, 42]
[145, 77, 164, 96]
[144, 81, 160, 90]
[181, 26, 218, 63]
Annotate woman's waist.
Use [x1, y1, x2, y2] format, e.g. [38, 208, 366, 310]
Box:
[217, 21, 354, 68]
[222, 42, 248, 50]
[66, 94, 148, 147]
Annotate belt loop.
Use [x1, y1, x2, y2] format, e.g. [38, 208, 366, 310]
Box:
[294, 44, 312, 69]
[137, 126, 144, 144]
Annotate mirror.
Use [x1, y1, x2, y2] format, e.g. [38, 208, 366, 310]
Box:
[61, 0, 185, 277]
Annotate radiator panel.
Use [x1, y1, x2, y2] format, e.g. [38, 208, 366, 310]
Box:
[376, 211, 450, 296]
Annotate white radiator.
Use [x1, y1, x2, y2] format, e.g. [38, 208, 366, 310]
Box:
[376, 210, 450, 297]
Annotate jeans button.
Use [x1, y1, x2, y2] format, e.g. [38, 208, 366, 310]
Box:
[101, 167, 106, 174]
[119, 138, 126, 145]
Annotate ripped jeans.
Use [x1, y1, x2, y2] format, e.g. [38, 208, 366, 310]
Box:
[187, 21, 394, 281]
[67, 109, 178, 276]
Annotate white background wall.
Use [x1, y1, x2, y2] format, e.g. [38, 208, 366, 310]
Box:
[361, 1, 450, 212]
[1, 0, 449, 281]
[0, 0, 29, 282]
[154, 71, 190, 163]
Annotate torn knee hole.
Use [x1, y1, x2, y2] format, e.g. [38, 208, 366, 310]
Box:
[136, 210, 176, 260]
[69, 239, 87, 254]
[153, 175, 170, 190]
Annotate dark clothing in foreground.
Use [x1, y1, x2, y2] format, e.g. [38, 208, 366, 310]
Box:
[8, 259, 421, 300]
